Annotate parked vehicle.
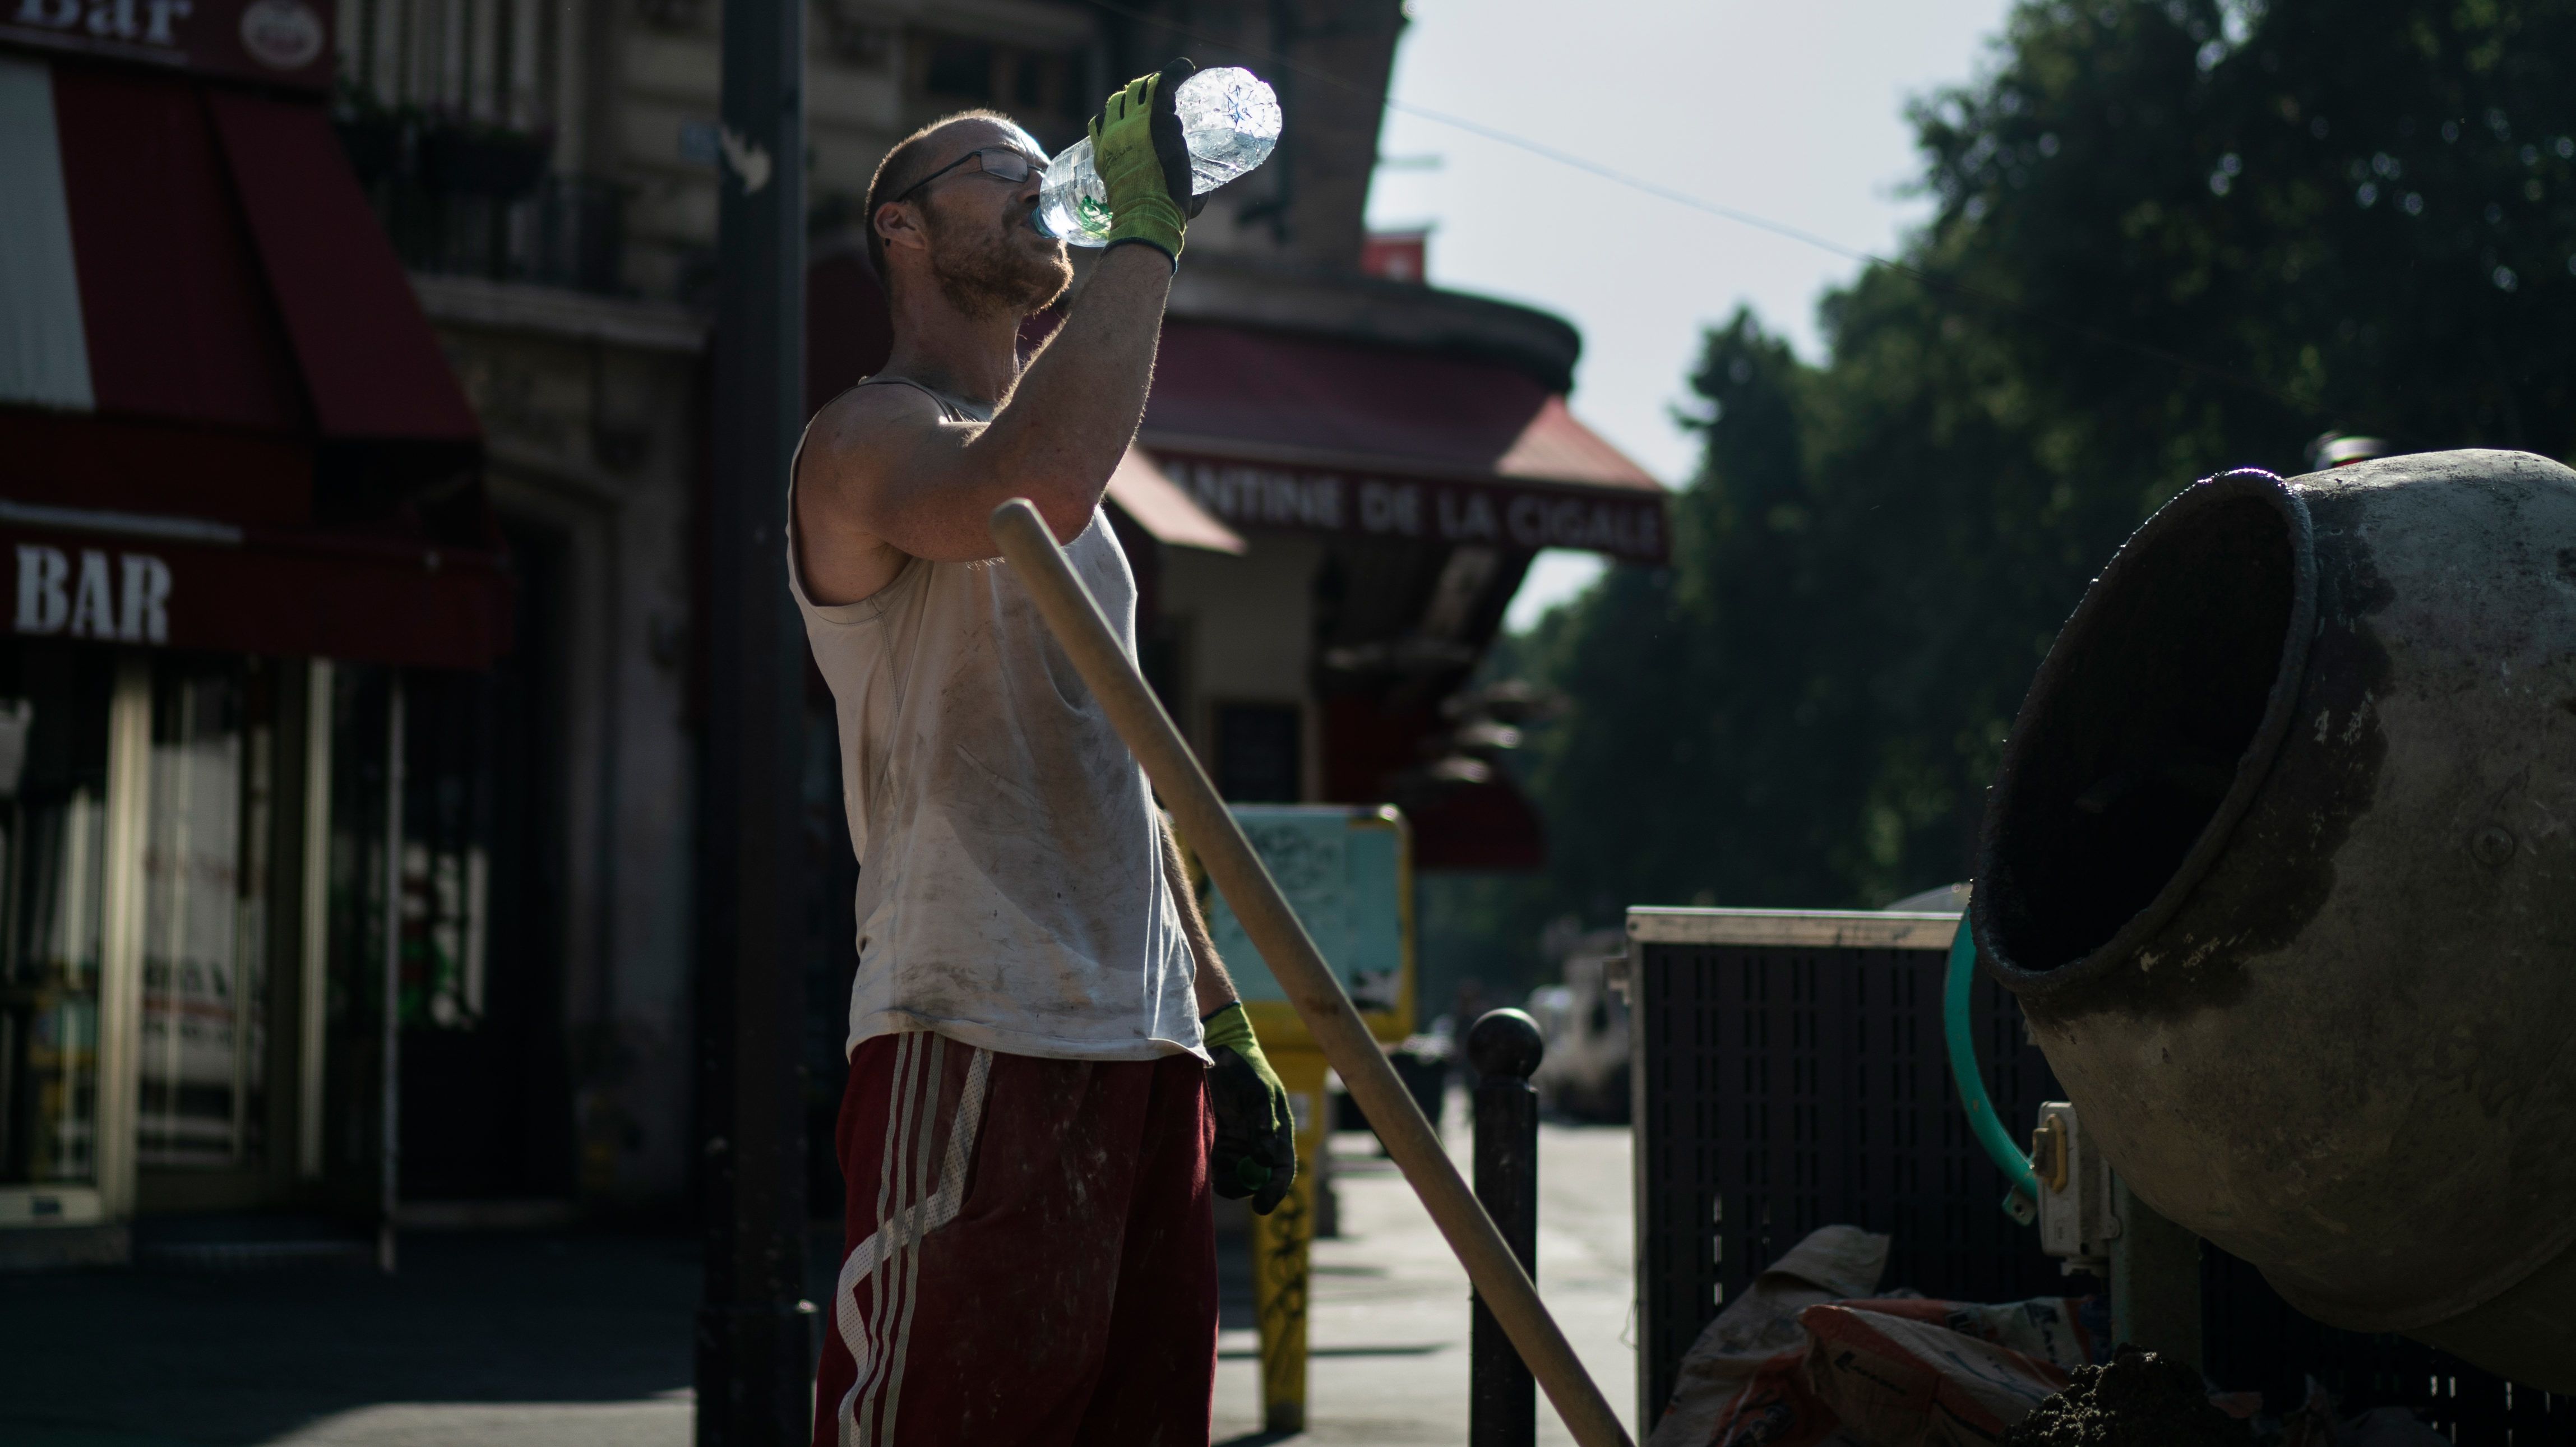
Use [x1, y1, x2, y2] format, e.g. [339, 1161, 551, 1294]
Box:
[1528, 937, 1631, 1124]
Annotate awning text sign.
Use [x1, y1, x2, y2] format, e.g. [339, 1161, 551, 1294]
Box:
[3, 526, 510, 669]
[1154, 452, 1668, 564]
[3, 0, 332, 90]
[15, 543, 172, 644]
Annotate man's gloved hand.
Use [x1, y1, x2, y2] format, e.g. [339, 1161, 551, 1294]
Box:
[1203, 1001, 1296, 1214]
[1090, 58, 1198, 262]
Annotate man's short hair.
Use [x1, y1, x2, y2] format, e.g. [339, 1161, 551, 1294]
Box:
[864, 109, 1027, 286]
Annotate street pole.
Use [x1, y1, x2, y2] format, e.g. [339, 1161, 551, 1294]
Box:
[1469, 1009, 1543, 1447]
[696, 0, 809, 1433]
[380, 673, 404, 1275]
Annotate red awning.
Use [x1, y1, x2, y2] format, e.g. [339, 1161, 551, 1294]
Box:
[205, 87, 480, 445]
[7, 59, 477, 454]
[0, 55, 506, 668]
[1139, 321, 1667, 563]
[1405, 776, 1547, 872]
[1103, 447, 1243, 554]
[1145, 321, 1652, 488]
[1320, 694, 1549, 871]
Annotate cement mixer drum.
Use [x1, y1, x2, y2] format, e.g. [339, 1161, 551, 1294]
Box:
[1973, 450, 2576, 1390]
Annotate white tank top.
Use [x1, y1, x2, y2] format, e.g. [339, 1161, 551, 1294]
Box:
[788, 378, 1205, 1064]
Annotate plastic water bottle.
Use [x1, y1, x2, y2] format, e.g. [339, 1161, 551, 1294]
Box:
[1034, 67, 1283, 246]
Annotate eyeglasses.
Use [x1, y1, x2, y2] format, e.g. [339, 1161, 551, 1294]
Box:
[894, 146, 1046, 204]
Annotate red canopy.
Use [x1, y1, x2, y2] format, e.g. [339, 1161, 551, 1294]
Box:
[1139, 321, 1667, 564]
[1144, 321, 1653, 489]
[0, 54, 505, 668]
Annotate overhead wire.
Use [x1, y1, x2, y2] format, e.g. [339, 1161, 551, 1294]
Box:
[1072, 0, 2323, 419]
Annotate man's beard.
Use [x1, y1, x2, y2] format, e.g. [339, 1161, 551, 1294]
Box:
[924, 197, 1071, 321]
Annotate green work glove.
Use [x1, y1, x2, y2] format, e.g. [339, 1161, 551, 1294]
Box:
[1203, 1002, 1297, 1214]
[1089, 58, 1197, 262]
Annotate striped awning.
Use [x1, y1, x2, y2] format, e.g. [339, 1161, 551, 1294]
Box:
[0, 53, 478, 450]
[0, 52, 508, 668]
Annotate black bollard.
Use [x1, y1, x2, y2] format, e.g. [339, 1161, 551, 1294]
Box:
[1467, 1008, 1544, 1447]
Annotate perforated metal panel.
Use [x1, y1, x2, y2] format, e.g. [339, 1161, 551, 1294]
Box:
[1626, 909, 2069, 1427]
[2201, 1246, 2564, 1436]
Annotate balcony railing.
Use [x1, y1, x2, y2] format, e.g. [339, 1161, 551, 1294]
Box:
[339, 108, 626, 295]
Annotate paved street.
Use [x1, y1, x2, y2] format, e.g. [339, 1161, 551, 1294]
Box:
[2, 1095, 1636, 1447]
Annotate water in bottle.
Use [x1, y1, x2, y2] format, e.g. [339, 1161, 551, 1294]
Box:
[1034, 67, 1283, 246]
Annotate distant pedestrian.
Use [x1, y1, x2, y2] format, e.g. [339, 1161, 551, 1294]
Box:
[1454, 978, 1491, 1092]
[789, 62, 1296, 1447]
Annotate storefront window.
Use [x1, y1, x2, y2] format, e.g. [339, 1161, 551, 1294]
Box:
[0, 644, 115, 1190]
[401, 678, 493, 1032]
[402, 838, 487, 1028]
[323, 668, 491, 1039]
[136, 658, 275, 1169]
[318, 663, 562, 1203]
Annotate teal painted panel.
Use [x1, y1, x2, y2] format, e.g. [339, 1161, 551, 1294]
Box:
[1202, 806, 1405, 1015]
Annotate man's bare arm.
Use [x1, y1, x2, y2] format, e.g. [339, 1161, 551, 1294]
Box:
[1161, 816, 1240, 1019]
[802, 246, 1174, 565]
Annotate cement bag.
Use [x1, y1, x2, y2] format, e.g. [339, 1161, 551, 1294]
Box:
[1690, 1298, 2102, 1446]
[1647, 1226, 1892, 1447]
[1826, 1296, 2108, 1376]
[1649, 1226, 2107, 1446]
[1796, 1299, 2096, 1445]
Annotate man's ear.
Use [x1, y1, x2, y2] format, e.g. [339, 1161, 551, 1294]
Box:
[875, 200, 927, 260]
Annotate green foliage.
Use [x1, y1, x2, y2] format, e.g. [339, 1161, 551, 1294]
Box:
[1439, 0, 2576, 986]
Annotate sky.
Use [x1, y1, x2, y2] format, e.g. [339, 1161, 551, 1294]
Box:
[1355, 0, 2021, 627]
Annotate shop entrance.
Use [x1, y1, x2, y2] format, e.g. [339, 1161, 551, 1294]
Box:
[131, 654, 300, 1215]
[392, 521, 572, 1205]
[0, 644, 117, 1226]
[0, 642, 332, 1229]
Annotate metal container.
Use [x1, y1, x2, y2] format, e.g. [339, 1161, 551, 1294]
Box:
[1973, 450, 2576, 1389]
[1624, 907, 2066, 1426]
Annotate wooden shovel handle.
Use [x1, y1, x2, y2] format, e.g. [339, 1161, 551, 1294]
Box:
[989, 499, 1632, 1447]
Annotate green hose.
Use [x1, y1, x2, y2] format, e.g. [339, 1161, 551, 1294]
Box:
[1944, 915, 2041, 1222]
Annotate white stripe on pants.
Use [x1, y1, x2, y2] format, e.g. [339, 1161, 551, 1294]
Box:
[835, 1033, 992, 1447]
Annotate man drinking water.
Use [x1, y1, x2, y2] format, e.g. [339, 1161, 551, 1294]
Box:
[789, 62, 1297, 1446]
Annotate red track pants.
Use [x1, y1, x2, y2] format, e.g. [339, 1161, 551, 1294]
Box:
[811, 1030, 1218, 1447]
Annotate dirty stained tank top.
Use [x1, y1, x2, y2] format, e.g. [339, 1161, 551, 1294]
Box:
[788, 377, 1204, 1064]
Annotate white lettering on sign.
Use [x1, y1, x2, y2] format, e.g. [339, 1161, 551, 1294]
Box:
[121, 553, 172, 641]
[68, 550, 113, 636]
[11, 0, 192, 44]
[15, 546, 67, 634]
[1436, 489, 1500, 542]
[1357, 479, 1419, 535]
[13, 545, 171, 644]
[1174, 459, 1345, 531]
[1162, 454, 1667, 562]
[1504, 493, 1662, 556]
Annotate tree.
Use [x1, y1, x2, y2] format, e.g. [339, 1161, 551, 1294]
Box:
[1436, 0, 2576, 987]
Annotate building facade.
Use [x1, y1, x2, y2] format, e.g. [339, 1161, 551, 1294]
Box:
[0, 0, 518, 1262]
[1, 0, 1665, 1260]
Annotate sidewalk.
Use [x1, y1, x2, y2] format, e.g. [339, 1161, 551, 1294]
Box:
[1, 1102, 1636, 1446]
[1213, 1104, 1639, 1446]
[1, 1228, 704, 1447]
